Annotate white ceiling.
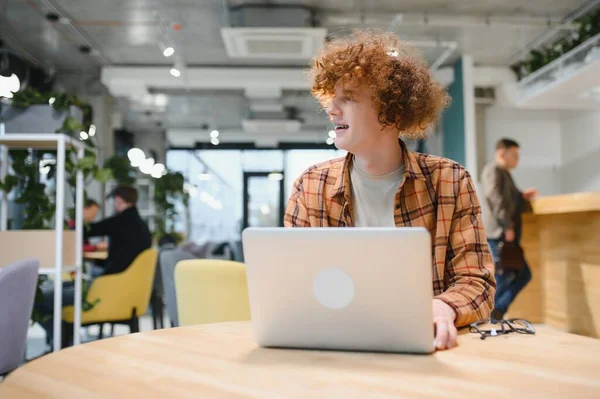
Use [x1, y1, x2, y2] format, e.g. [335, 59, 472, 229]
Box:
[0, 0, 594, 144]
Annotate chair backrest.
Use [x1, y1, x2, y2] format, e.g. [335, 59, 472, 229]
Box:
[175, 259, 251, 326]
[0, 259, 39, 375]
[87, 248, 158, 318]
[159, 248, 197, 327]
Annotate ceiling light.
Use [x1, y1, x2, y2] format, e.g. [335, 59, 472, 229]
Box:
[268, 172, 283, 181]
[152, 163, 166, 176]
[88, 124, 96, 137]
[210, 137, 220, 146]
[139, 157, 155, 174]
[49, 97, 56, 105]
[388, 49, 399, 57]
[170, 68, 181, 77]
[210, 130, 219, 138]
[127, 148, 145, 166]
[328, 130, 336, 138]
[326, 137, 335, 145]
[79, 131, 89, 140]
[163, 47, 175, 57]
[0, 73, 20, 99]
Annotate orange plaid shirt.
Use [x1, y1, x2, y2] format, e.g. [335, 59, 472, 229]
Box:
[284, 141, 495, 326]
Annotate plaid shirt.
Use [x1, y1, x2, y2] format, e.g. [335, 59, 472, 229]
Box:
[284, 141, 495, 326]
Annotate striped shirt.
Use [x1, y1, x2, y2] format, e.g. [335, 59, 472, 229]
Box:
[284, 140, 496, 327]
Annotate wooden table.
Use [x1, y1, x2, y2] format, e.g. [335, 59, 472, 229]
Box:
[2, 322, 599, 398]
[83, 251, 108, 261]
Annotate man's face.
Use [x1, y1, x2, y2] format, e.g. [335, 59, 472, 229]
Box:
[83, 205, 99, 223]
[500, 146, 520, 169]
[114, 196, 128, 213]
[326, 81, 389, 155]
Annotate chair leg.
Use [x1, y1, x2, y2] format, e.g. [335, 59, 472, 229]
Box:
[110, 324, 115, 337]
[62, 322, 74, 348]
[98, 324, 104, 340]
[130, 308, 139, 334]
[130, 317, 139, 333]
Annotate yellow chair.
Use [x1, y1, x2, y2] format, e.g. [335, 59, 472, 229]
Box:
[63, 248, 158, 335]
[175, 259, 251, 326]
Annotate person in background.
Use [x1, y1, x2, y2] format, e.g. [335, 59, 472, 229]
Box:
[284, 30, 496, 351]
[67, 199, 107, 252]
[86, 185, 152, 276]
[481, 139, 538, 321]
[36, 186, 151, 348]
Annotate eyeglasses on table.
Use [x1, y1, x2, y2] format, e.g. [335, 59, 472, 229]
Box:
[469, 318, 535, 340]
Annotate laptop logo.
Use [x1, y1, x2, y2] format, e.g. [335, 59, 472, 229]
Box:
[313, 267, 355, 309]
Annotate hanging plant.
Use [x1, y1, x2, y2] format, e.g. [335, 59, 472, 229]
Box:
[103, 155, 136, 185]
[9, 87, 94, 143]
[153, 171, 189, 243]
[513, 8, 600, 81]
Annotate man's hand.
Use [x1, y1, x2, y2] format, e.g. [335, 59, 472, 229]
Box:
[433, 299, 458, 351]
[522, 188, 538, 201]
[95, 241, 109, 251]
[504, 228, 515, 243]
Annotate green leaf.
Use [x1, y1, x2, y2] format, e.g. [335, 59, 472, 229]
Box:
[62, 116, 85, 135]
[77, 156, 97, 170]
[94, 168, 113, 183]
[0, 175, 19, 193]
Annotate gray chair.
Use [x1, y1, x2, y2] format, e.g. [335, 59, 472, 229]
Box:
[0, 259, 40, 376]
[159, 248, 197, 327]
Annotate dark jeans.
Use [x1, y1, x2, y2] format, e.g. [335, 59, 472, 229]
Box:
[37, 272, 104, 346]
[35, 280, 76, 348]
[488, 238, 532, 314]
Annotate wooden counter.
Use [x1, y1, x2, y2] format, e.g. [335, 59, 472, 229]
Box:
[505, 192, 600, 338]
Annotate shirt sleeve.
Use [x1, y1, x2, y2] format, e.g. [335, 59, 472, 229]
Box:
[85, 215, 119, 239]
[435, 170, 496, 327]
[481, 166, 514, 230]
[283, 176, 311, 227]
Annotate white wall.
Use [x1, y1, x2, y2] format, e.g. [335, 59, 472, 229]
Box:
[559, 110, 600, 193]
[483, 106, 562, 195]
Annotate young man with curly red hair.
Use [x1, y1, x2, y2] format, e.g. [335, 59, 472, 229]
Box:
[284, 31, 496, 350]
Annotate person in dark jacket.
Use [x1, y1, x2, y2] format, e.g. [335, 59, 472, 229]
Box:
[86, 185, 152, 275]
[36, 186, 152, 348]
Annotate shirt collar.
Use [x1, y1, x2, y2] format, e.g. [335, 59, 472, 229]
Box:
[331, 139, 426, 200]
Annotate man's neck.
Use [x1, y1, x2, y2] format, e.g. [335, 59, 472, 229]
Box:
[495, 158, 510, 171]
[353, 138, 404, 176]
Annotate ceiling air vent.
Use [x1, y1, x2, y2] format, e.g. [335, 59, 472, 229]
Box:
[221, 28, 327, 60]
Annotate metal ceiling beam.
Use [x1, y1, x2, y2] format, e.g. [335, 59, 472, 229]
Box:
[323, 12, 579, 30]
[37, 0, 112, 67]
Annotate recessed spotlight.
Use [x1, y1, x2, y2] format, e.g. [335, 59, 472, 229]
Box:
[326, 137, 334, 145]
[210, 137, 220, 146]
[210, 130, 219, 138]
[170, 68, 181, 77]
[163, 47, 175, 57]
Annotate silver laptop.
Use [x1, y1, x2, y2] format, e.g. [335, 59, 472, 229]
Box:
[242, 227, 434, 354]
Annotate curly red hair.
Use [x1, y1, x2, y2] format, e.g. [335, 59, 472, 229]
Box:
[309, 30, 450, 139]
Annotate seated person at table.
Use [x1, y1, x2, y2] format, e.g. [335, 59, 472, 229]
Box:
[85, 185, 152, 276]
[284, 30, 496, 350]
[36, 186, 152, 348]
[67, 198, 108, 253]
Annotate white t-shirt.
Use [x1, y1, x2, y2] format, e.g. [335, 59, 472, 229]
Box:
[350, 158, 405, 227]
